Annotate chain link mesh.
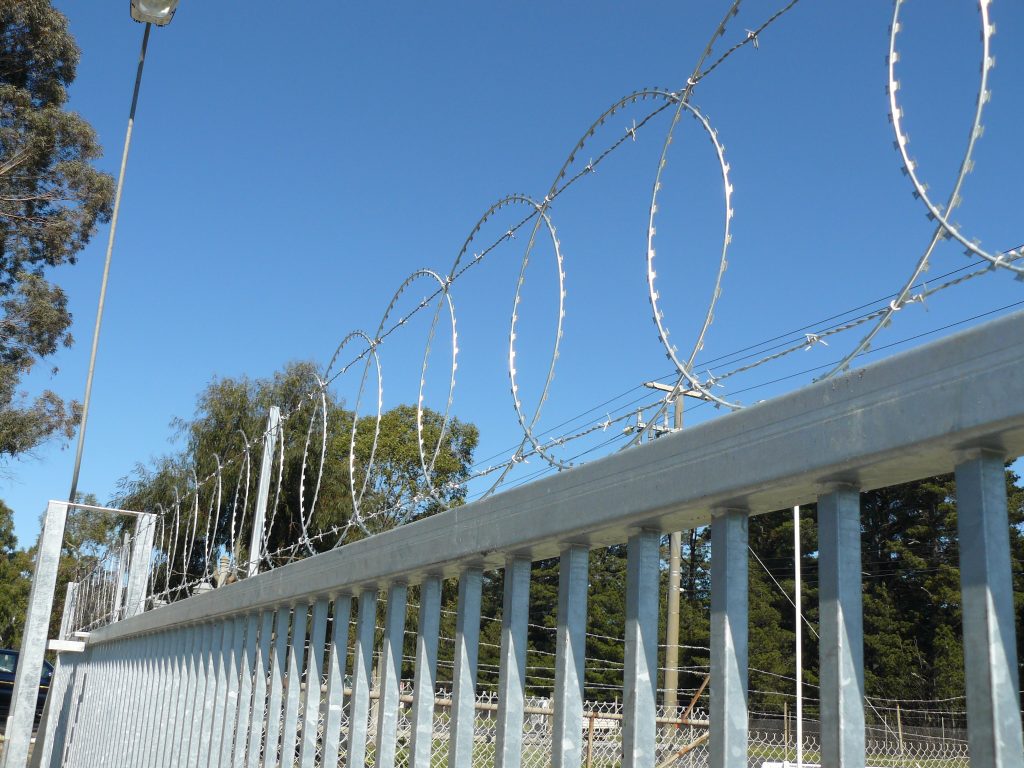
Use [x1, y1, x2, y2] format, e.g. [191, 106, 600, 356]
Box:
[280, 689, 970, 768]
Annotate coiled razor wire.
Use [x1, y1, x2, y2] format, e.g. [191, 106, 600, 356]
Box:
[113, 0, 1020, 599]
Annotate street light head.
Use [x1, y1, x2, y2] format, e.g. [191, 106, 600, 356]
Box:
[130, 0, 180, 25]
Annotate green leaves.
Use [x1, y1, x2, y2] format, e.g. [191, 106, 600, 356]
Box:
[0, 1, 115, 461]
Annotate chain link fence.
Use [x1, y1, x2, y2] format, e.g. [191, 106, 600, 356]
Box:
[280, 682, 970, 768]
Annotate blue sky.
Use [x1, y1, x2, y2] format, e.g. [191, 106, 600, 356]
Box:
[4, 1, 1022, 544]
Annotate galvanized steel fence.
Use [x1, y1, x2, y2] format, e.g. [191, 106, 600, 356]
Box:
[6, 310, 1023, 768]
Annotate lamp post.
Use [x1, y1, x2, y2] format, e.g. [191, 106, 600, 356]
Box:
[66, 1, 180, 505]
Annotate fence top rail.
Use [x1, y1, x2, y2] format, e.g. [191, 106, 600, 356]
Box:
[87, 309, 1024, 645]
[55, 501, 149, 518]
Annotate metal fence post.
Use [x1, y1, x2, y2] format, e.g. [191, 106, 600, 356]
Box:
[245, 610, 276, 768]
[376, 584, 408, 768]
[58, 582, 79, 640]
[818, 485, 865, 768]
[623, 530, 660, 768]
[955, 450, 1024, 768]
[495, 557, 531, 768]
[553, 545, 589, 768]
[279, 604, 309, 768]
[449, 568, 483, 768]
[247, 406, 281, 578]
[1, 500, 69, 768]
[299, 597, 329, 768]
[320, 595, 352, 768]
[348, 589, 378, 768]
[710, 508, 748, 768]
[124, 512, 157, 618]
[409, 577, 441, 768]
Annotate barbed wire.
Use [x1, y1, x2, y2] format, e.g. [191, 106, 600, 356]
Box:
[82, 0, 1021, 612]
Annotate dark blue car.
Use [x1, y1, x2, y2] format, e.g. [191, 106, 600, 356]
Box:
[0, 649, 53, 727]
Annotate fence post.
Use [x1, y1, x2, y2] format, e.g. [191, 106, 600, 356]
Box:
[348, 589, 378, 768]
[376, 585, 408, 768]
[449, 568, 483, 768]
[817, 484, 865, 768]
[587, 714, 595, 768]
[622, 530, 660, 768]
[58, 582, 79, 640]
[955, 449, 1024, 768]
[123, 512, 156, 618]
[553, 545, 589, 768]
[112, 533, 129, 621]
[1, 500, 68, 768]
[495, 557, 531, 768]
[247, 405, 281, 577]
[409, 576, 441, 768]
[710, 508, 748, 768]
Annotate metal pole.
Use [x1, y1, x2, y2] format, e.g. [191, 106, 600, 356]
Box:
[247, 406, 281, 577]
[665, 397, 683, 709]
[2, 501, 70, 768]
[794, 504, 803, 768]
[123, 512, 156, 617]
[709, 507, 748, 768]
[817, 485, 865, 767]
[67, 22, 151, 505]
[955, 450, 1024, 768]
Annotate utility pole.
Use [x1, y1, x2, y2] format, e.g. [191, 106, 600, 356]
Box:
[642, 382, 690, 709]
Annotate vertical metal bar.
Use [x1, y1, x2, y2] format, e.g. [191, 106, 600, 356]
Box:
[956, 450, 1024, 768]
[136, 630, 170, 768]
[112, 638, 145, 768]
[206, 619, 235, 768]
[63, 646, 95, 767]
[29, 652, 67, 768]
[164, 626, 196, 768]
[40, 653, 79, 768]
[262, 606, 291, 768]
[495, 557, 531, 768]
[347, 589, 378, 768]
[1, 500, 69, 768]
[124, 512, 157, 617]
[448, 568, 483, 768]
[147, 630, 175, 767]
[58, 582, 79, 641]
[149, 631, 178, 765]
[409, 577, 441, 768]
[245, 610, 275, 768]
[320, 595, 352, 768]
[247, 406, 281, 578]
[299, 598, 329, 768]
[112, 534, 129, 621]
[232, 613, 259, 768]
[193, 624, 220, 768]
[664, 530, 682, 710]
[183, 627, 209, 768]
[375, 584, 408, 768]
[552, 546, 589, 768]
[818, 485, 865, 768]
[710, 508, 748, 768]
[622, 530, 660, 768]
[278, 604, 308, 768]
[217, 619, 247, 768]
[70, 643, 108, 767]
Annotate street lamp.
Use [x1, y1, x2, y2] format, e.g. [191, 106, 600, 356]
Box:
[130, 0, 180, 26]
[67, 6, 180, 504]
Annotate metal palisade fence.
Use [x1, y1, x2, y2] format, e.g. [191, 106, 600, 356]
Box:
[6, 310, 1022, 768]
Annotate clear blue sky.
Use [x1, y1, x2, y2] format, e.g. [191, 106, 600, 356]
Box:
[4, 1, 1022, 545]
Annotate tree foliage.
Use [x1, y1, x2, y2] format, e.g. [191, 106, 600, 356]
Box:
[0, 499, 30, 647]
[0, 0, 114, 460]
[114, 362, 479, 591]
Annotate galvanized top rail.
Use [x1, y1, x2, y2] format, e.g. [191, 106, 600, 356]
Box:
[89, 308, 1024, 644]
